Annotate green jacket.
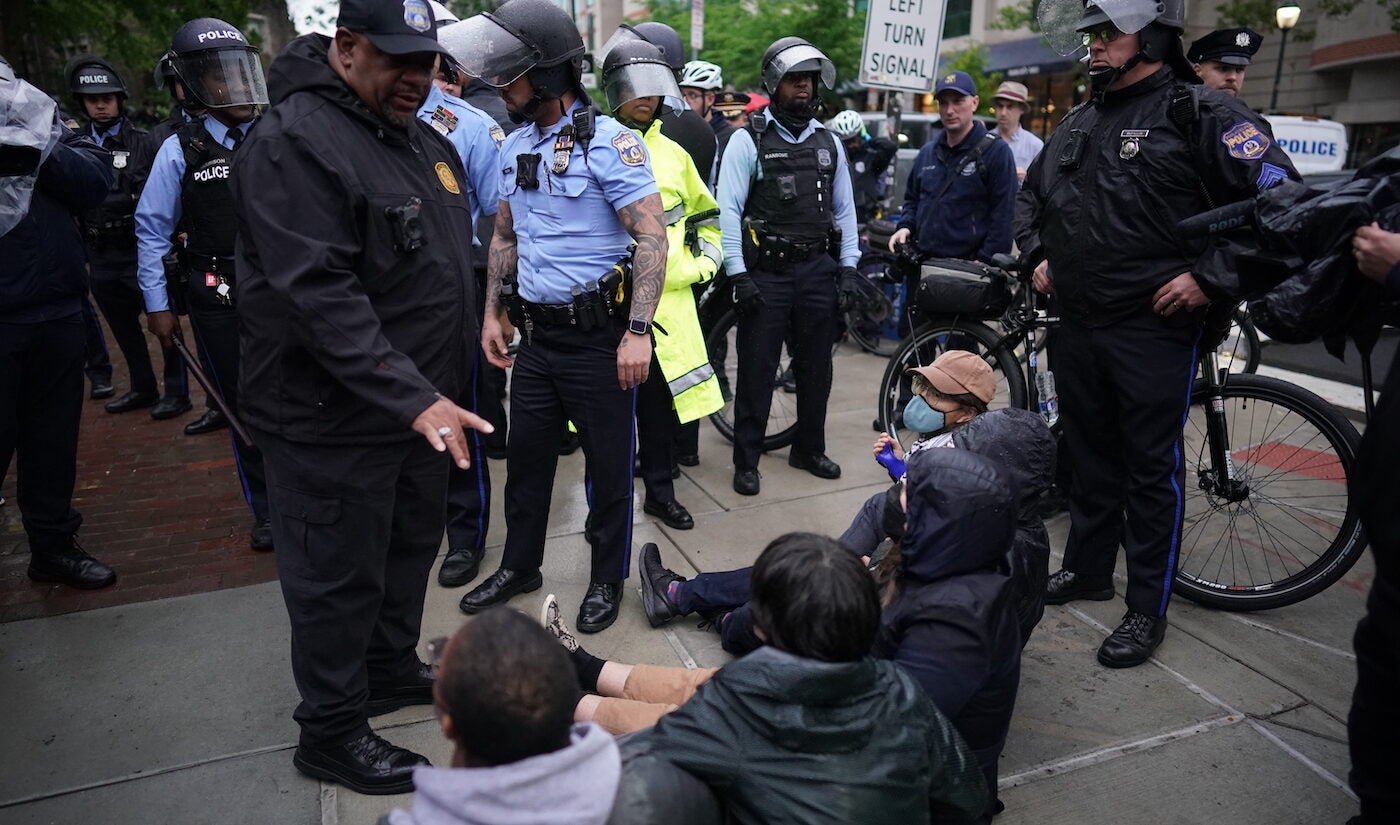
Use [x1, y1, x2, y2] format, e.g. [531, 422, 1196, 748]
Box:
[631, 646, 988, 825]
[636, 116, 724, 424]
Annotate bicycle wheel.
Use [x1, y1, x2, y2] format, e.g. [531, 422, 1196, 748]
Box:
[1174, 374, 1366, 611]
[705, 309, 824, 451]
[875, 320, 1027, 445]
[1215, 305, 1262, 375]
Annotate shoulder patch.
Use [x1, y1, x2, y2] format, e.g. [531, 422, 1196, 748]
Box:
[435, 161, 461, 195]
[489, 124, 505, 148]
[611, 130, 646, 167]
[1221, 121, 1270, 161]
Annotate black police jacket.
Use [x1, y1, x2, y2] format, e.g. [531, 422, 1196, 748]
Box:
[232, 34, 477, 445]
[80, 119, 156, 270]
[1015, 67, 1297, 327]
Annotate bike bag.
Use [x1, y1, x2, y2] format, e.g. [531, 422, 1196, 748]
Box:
[913, 258, 1012, 320]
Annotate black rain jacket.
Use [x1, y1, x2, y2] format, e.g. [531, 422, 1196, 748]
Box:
[232, 35, 477, 444]
[875, 448, 1022, 822]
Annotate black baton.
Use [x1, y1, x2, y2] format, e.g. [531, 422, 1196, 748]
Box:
[171, 335, 255, 449]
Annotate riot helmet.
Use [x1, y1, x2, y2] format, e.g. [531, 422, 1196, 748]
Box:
[428, 0, 459, 26]
[160, 18, 268, 110]
[65, 55, 127, 98]
[633, 22, 686, 72]
[441, 0, 584, 97]
[1039, 0, 1190, 97]
[602, 39, 680, 128]
[759, 37, 835, 96]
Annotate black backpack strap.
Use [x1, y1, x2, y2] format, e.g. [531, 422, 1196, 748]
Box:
[1168, 83, 1215, 210]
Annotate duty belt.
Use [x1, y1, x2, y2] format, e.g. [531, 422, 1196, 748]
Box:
[179, 251, 236, 279]
[520, 299, 586, 327]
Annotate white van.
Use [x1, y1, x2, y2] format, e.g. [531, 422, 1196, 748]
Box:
[1263, 115, 1348, 175]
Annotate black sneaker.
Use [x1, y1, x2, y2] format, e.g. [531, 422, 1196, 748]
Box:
[1097, 611, 1167, 668]
[639, 543, 686, 627]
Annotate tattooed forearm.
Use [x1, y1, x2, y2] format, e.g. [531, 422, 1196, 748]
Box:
[616, 192, 668, 322]
[485, 200, 518, 316]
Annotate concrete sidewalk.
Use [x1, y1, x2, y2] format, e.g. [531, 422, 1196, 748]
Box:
[0, 343, 1368, 824]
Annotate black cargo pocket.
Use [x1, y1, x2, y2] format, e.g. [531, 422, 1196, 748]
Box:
[274, 485, 350, 582]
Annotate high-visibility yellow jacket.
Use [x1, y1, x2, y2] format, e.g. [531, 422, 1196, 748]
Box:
[637, 116, 724, 423]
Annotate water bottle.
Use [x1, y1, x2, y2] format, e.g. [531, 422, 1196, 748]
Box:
[1036, 369, 1060, 427]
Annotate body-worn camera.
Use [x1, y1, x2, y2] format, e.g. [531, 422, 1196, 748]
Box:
[384, 197, 426, 253]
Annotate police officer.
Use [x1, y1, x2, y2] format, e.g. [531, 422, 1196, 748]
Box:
[447, 0, 668, 632]
[65, 54, 191, 420]
[718, 37, 860, 496]
[1188, 27, 1262, 98]
[713, 90, 751, 129]
[827, 109, 898, 223]
[421, 18, 507, 589]
[1018, 0, 1298, 667]
[232, 0, 490, 792]
[602, 39, 725, 531]
[134, 18, 271, 549]
[888, 70, 1017, 262]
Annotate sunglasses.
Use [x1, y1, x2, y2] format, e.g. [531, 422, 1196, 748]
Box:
[1081, 27, 1127, 46]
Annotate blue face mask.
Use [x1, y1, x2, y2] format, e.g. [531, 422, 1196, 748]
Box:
[904, 395, 946, 433]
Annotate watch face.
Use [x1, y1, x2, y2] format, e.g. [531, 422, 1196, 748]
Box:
[629, 319, 649, 335]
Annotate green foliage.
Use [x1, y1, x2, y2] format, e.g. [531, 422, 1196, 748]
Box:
[642, 0, 866, 95]
[942, 44, 1002, 111]
[1216, 0, 1400, 36]
[1, 0, 253, 108]
[988, 0, 1041, 33]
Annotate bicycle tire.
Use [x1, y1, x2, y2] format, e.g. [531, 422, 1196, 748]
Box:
[705, 309, 826, 451]
[1173, 374, 1366, 611]
[1215, 305, 1262, 375]
[875, 320, 1027, 441]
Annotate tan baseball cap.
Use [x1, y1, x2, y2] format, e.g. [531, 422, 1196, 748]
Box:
[992, 81, 1031, 106]
[907, 350, 996, 404]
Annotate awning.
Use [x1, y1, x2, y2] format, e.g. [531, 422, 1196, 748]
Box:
[984, 36, 1078, 79]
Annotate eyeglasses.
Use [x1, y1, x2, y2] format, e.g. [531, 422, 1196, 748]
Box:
[681, 89, 704, 101]
[1081, 27, 1126, 46]
[910, 374, 955, 400]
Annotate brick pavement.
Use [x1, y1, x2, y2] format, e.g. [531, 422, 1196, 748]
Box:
[0, 328, 273, 623]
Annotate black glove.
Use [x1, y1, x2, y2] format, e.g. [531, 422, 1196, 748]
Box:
[730, 272, 764, 317]
[837, 266, 862, 313]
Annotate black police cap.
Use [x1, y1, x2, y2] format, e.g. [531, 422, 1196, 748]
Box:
[1188, 27, 1263, 66]
[338, 0, 450, 57]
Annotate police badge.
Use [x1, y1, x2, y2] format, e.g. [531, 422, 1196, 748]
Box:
[112, 151, 129, 170]
[1120, 129, 1149, 160]
[817, 147, 832, 167]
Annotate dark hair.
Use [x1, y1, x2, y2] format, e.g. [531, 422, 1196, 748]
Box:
[436, 608, 581, 766]
[748, 532, 880, 662]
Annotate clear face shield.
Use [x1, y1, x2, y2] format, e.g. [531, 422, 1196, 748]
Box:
[762, 45, 836, 93]
[603, 60, 681, 113]
[174, 48, 268, 108]
[439, 15, 540, 88]
[1039, 0, 1158, 57]
[597, 26, 642, 69]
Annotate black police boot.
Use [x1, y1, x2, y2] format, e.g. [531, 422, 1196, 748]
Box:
[250, 519, 274, 552]
[27, 538, 117, 590]
[639, 543, 687, 627]
[559, 430, 580, 456]
[437, 546, 484, 587]
[365, 660, 435, 716]
[89, 379, 115, 400]
[1045, 569, 1115, 605]
[788, 451, 841, 479]
[1097, 611, 1167, 668]
[104, 390, 159, 414]
[292, 732, 428, 796]
[184, 408, 228, 436]
[150, 395, 193, 420]
[733, 468, 761, 496]
[577, 581, 623, 633]
[676, 452, 700, 467]
[459, 568, 543, 614]
[643, 499, 694, 530]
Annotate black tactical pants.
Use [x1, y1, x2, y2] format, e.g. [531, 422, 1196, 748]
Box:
[90, 267, 187, 399]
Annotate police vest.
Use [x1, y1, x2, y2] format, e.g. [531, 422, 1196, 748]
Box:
[82, 122, 146, 255]
[743, 115, 839, 244]
[178, 121, 240, 259]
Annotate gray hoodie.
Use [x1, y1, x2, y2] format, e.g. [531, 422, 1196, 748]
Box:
[384, 723, 621, 825]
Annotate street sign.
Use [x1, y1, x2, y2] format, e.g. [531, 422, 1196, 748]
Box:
[691, 0, 704, 54]
[859, 0, 947, 93]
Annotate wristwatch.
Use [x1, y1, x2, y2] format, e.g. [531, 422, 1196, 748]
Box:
[628, 318, 650, 336]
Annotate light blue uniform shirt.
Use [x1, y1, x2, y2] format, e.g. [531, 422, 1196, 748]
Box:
[417, 85, 502, 239]
[498, 101, 658, 304]
[1001, 126, 1044, 179]
[134, 115, 247, 312]
[89, 120, 121, 148]
[717, 115, 860, 275]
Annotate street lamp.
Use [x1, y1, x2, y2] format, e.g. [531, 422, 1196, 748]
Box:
[1270, 1, 1302, 112]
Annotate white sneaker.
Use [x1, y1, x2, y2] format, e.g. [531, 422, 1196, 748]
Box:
[539, 593, 579, 653]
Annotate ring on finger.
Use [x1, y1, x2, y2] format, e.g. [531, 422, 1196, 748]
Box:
[437, 426, 453, 438]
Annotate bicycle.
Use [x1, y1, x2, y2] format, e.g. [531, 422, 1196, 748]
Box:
[874, 253, 1366, 612]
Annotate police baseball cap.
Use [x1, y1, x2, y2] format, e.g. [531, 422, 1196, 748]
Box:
[908, 350, 996, 405]
[1187, 27, 1263, 66]
[934, 70, 977, 98]
[338, 0, 451, 57]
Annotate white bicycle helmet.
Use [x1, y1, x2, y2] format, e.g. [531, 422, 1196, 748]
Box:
[679, 60, 723, 90]
[827, 110, 865, 139]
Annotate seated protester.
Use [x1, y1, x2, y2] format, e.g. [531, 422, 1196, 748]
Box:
[874, 448, 1023, 821]
[380, 608, 620, 825]
[543, 533, 989, 825]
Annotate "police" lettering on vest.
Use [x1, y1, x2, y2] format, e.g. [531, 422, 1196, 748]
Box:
[193, 162, 231, 182]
